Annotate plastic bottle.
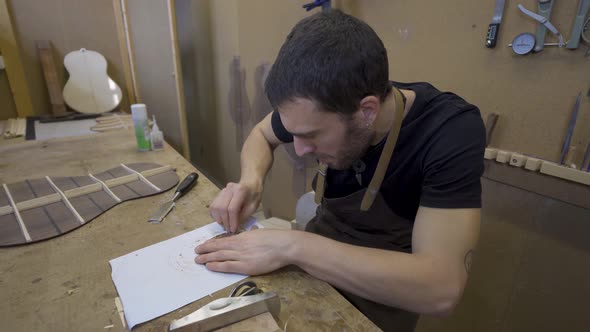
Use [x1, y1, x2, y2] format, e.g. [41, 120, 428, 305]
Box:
[131, 104, 151, 151]
[150, 115, 164, 151]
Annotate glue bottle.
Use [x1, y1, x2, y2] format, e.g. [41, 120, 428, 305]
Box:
[150, 115, 164, 151]
[131, 104, 151, 151]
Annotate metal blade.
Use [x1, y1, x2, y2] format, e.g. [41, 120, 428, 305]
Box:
[492, 0, 506, 23]
[148, 201, 175, 223]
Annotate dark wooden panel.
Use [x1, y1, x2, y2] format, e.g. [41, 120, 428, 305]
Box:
[110, 184, 140, 201]
[0, 188, 10, 207]
[86, 191, 118, 212]
[417, 178, 542, 332]
[502, 199, 590, 332]
[0, 164, 178, 246]
[6, 181, 35, 203]
[0, 214, 25, 245]
[26, 178, 55, 197]
[69, 196, 104, 223]
[21, 206, 62, 240]
[108, 166, 131, 178]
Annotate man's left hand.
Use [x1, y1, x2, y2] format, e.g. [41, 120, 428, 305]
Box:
[194, 229, 296, 275]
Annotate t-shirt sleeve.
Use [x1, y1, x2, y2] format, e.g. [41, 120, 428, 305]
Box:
[271, 111, 294, 143]
[420, 109, 485, 209]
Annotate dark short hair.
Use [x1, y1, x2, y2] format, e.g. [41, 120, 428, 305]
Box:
[265, 9, 391, 115]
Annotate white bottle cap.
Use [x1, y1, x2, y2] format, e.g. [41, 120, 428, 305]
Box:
[131, 104, 147, 119]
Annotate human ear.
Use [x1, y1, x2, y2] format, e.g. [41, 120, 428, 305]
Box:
[358, 95, 380, 127]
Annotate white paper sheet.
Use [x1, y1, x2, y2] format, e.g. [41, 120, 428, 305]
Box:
[109, 219, 258, 329]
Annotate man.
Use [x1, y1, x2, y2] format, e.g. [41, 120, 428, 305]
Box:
[194, 9, 484, 331]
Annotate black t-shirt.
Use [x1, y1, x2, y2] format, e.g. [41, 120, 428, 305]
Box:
[271, 81, 485, 221]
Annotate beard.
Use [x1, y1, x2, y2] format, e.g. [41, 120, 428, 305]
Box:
[325, 119, 374, 170]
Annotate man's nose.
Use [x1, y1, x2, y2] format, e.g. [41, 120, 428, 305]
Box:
[293, 137, 315, 157]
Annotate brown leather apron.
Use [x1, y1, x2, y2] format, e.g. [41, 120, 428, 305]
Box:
[306, 88, 419, 331]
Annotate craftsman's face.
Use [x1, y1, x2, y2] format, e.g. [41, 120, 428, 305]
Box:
[279, 98, 374, 170]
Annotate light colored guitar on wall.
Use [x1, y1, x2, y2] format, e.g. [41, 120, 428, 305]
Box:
[62, 48, 122, 114]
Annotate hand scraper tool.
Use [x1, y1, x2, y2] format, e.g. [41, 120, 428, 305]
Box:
[486, 0, 506, 48]
[148, 172, 198, 223]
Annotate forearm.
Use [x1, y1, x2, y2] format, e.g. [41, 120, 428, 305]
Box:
[239, 125, 275, 189]
[288, 231, 465, 315]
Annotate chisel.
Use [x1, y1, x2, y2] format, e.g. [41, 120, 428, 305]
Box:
[148, 172, 198, 223]
[486, 0, 506, 48]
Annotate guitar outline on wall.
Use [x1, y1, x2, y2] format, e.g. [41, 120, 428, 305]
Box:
[62, 48, 123, 114]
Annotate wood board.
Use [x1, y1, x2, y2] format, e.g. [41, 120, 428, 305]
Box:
[0, 163, 178, 246]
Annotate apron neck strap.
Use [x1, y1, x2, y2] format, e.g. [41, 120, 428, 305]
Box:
[314, 87, 406, 210]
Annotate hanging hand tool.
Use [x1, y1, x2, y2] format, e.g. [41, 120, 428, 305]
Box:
[148, 172, 198, 223]
[534, 0, 555, 52]
[486, 0, 506, 48]
[518, 4, 564, 47]
[566, 0, 590, 49]
[303, 0, 331, 12]
[485, 113, 500, 147]
[559, 93, 582, 165]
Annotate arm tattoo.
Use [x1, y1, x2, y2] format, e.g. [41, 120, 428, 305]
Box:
[464, 249, 475, 273]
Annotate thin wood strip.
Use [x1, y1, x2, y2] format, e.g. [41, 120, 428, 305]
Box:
[2, 184, 31, 242]
[18, 193, 61, 212]
[88, 174, 122, 203]
[167, 0, 190, 160]
[105, 173, 138, 187]
[141, 165, 173, 177]
[64, 183, 103, 198]
[45, 177, 85, 225]
[113, 0, 136, 105]
[91, 125, 128, 132]
[0, 205, 13, 216]
[120, 0, 141, 102]
[120, 164, 161, 191]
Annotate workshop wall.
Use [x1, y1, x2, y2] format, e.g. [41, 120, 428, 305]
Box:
[178, 1, 590, 331]
[342, 0, 589, 165]
[125, 0, 187, 155]
[6, 0, 130, 116]
[181, 0, 590, 218]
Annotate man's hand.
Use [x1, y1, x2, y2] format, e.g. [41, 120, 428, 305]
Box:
[209, 182, 262, 233]
[194, 229, 296, 275]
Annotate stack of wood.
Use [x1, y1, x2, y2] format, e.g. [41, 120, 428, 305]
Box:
[91, 113, 133, 132]
[3, 118, 26, 138]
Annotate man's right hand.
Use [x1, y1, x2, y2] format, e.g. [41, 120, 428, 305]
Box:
[209, 181, 262, 233]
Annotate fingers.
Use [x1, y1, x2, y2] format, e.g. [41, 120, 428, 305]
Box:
[228, 189, 247, 233]
[204, 261, 249, 275]
[194, 249, 237, 264]
[210, 182, 258, 232]
[210, 186, 234, 231]
[194, 235, 238, 254]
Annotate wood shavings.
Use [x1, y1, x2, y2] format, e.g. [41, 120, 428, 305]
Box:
[115, 297, 127, 329]
[3, 118, 26, 138]
[66, 287, 80, 296]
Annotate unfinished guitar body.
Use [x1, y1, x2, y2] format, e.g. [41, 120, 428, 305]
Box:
[0, 163, 178, 246]
[63, 48, 123, 113]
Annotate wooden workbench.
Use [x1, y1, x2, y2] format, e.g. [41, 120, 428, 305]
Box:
[0, 129, 380, 331]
